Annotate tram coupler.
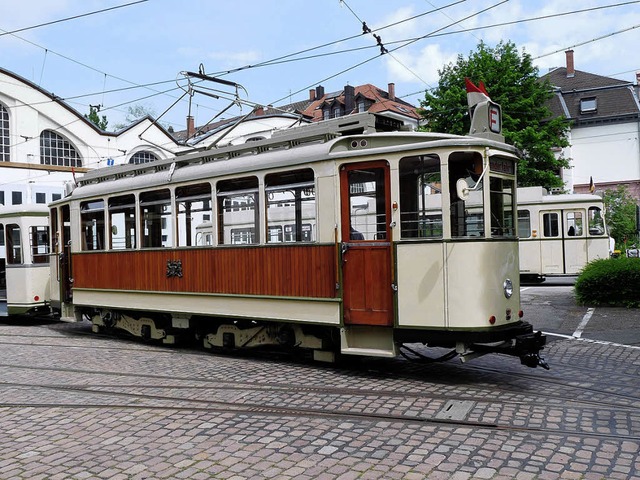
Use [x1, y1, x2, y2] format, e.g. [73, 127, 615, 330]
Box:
[515, 330, 549, 369]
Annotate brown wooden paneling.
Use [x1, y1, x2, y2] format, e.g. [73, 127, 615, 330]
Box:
[72, 244, 338, 299]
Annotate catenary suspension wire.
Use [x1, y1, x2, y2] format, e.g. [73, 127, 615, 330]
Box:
[0, 1, 149, 37]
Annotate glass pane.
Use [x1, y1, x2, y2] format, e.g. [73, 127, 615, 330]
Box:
[542, 213, 559, 237]
[140, 190, 172, 248]
[588, 207, 605, 235]
[518, 210, 531, 238]
[109, 195, 136, 249]
[399, 155, 442, 239]
[348, 168, 386, 241]
[31, 226, 50, 264]
[566, 211, 583, 236]
[449, 152, 484, 237]
[266, 169, 315, 244]
[490, 177, 515, 237]
[80, 200, 105, 250]
[6, 224, 22, 264]
[176, 184, 212, 247]
[217, 177, 259, 246]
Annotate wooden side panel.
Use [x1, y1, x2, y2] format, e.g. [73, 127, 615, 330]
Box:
[72, 245, 337, 299]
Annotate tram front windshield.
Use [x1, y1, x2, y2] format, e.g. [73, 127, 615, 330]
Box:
[448, 152, 516, 239]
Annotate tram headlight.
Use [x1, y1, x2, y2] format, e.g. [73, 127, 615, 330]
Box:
[503, 279, 513, 299]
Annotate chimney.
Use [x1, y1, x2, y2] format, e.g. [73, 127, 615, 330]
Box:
[315, 85, 325, 99]
[186, 115, 195, 138]
[565, 50, 575, 78]
[388, 82, 396, 101]
[636, 72, 640, 85]
[254, 106, 264, 116]
[344, 85, 355, 114]
[309, 89, 316, 101]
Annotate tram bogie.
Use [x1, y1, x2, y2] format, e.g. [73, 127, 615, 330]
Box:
[14, 82, 548, 369]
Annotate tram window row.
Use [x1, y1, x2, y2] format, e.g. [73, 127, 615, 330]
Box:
[74, 150, 517, 252]
[79, 168, 318, 251]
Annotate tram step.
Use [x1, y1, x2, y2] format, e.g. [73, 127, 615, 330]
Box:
[340, 326, 396, 358]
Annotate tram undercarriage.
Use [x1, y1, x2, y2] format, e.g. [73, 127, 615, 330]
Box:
[84, 307, 547, 369]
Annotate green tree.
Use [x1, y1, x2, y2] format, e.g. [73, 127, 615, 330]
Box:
[85, 106, 108, 130]
[603, 185, 639, 249]
[419, 41, 570, 190]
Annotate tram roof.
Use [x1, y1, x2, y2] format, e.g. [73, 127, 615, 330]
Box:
[518, 186, 604, 205]
[58, 113, 518, 203]
[0, 204, 50, 218]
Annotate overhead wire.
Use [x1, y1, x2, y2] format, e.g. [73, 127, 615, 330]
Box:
[0, 1, 149, 37]
[270, 0, 509, 105]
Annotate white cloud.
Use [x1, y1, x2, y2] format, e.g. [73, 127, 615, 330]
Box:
[385, 43, 457, 88]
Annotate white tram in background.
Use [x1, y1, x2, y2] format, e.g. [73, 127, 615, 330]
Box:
[44, 84, 547, 368]
[518, 186, 612, 283]
[0, 205, 51, 316]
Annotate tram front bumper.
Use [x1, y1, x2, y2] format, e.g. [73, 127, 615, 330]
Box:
[470, 327, 548, 369]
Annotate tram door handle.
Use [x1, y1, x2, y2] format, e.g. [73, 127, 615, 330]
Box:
[341, 243, 349, 263]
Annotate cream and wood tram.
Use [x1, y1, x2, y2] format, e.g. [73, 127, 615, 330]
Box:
[48, 92, 547, 368]
[0, 204, 51, 316]
[518, 186, 612, 282]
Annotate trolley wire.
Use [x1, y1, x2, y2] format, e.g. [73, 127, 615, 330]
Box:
[0, 1, 149, 37]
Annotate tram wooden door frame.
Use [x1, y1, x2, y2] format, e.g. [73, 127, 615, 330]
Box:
[339, 161, 394, 326]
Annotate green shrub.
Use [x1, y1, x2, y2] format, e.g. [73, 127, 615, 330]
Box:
[575, 257, 640, 308]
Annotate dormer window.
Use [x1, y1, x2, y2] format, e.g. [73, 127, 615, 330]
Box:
[580, 97, 597, 114]
[323, 109, 330, 120]
[358, 100, 365, 113]
[333, 106, 341, 118]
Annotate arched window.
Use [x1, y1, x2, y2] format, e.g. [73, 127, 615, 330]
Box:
[129, 151, 159, 164]
[1, 104, 9, 162]
[40, 130, 82, 167]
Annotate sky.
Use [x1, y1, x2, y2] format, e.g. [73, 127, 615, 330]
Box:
[1, 0, 640, 133]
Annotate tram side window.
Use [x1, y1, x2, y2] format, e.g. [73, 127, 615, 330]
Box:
[140, 189, 173, 248]
[265, 169, 316, 243]
[588, 207, 605, 235]
[176, 183, 213, 247]
[109, 195, 136, 249]
[542, 212, 559, 237]
[399, 155, 442, 239]
[31, 226, 49, 264]
[566, 211, 583, 236]
[490, 177, 515, 237]
[80, 200, 105, 250]
[6, 224, 22, 264]
[217, 177, 259, 245]
[517, 210, 531, 238]
[449, 152, 484, 237]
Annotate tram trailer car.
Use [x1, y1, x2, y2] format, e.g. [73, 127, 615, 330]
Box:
[518, 186, 612, 283]
[48, 84, 547, 368]
[0, 205, 52, 316]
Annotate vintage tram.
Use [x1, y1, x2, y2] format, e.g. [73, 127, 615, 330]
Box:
[0, 204, 51, 316]
[518, 186, 612, 283]
[47, 86, 547, 368]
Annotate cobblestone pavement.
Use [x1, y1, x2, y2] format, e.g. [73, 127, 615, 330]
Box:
[0, 320, 638, 479]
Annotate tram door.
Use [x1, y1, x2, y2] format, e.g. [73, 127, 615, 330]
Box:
[339, 161, 393, 326]
[58, 205, 73, 303]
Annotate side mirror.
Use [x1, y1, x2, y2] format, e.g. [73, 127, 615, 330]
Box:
[456, 178, 470, 201]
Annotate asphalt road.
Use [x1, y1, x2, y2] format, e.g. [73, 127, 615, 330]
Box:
[520, 277, 640, 347]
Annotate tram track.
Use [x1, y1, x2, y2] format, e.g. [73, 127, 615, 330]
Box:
[1, 357, 639, 408]
[1, 379, 638, 444]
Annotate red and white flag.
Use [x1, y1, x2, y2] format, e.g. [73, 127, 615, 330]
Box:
[465, 78, 490, 109]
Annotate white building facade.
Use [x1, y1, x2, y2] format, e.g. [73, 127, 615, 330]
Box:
[542, 51, 640, 200]
[0, 67, 186, 207]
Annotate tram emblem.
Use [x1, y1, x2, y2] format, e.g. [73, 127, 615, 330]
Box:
[166, 260, 183, 278]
